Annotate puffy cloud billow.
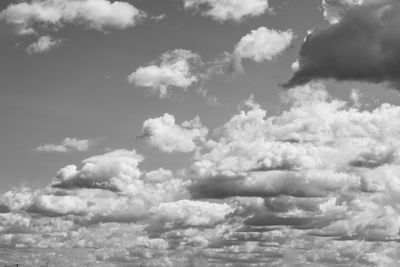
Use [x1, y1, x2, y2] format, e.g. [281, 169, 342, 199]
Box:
[233, 26, 295, 72]
[141, 113, 208, 153]
[129, 49, 230, 99]
[2, 83, 400, 265]
[0, 0, 146, 52]
[128, 49, 202, 98]
[0, 0, 146, 35]
[285, 0, 400, 88]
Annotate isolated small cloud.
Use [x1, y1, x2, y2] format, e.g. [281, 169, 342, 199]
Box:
[129, 50, 232, 100]
[128, 49, 201, 98]
[231, 26, 294, 73]
[234, 27, 294, 62]
[141, 113, 208, 153]
[285, 1, 400, 88]
[26, 35, 62, 54]
[0, 0, 146, 35]
[181, 0, 271, 22]
[36, 137, 93, 153]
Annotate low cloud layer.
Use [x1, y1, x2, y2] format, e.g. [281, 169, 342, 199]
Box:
[285, 0, 400, 88]
[181, 0, 271, 22]
[2, 83, 400, 265]
[36, 137, 94, 153]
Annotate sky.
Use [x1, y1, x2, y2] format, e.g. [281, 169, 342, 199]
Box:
[1, 0, 400, 266]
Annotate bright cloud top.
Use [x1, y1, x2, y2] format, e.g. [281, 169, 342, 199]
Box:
[181, 0, 270, 22]
[2, 83, 400, 265]
[36, 137, 93, 153]
[234, 27, 294, 63]
[26, 35, 62, 54]
[128, 49, 202, 98]
[0, 0, 146, 35]
[141, 113, 208, 153]
[321, 0, 373, 24]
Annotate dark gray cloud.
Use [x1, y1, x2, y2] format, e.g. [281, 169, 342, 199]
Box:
[284, 1, 400, 88]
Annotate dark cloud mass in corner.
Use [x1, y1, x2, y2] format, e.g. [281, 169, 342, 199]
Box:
[284, 1, 400, 88]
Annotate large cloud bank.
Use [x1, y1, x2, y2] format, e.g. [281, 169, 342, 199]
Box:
[285, 0, 400, 88]
[1, 83, 400, 266]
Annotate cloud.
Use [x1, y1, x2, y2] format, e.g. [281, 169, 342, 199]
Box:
[181, 0, 271, 22]
[128, 49, 201, 98]
[26, 35, 62, 54]
[284, 1, 400, 88]
[196, 87, 221, 106]
[322, 0, 365, 24]
[234, 27, 294, 63]
[141, 113, 208, 153]
[36, 137, 94, 153]
[151, 199, 234, 227]
[3, 83, 400, 265]
[128, 50, 232, 99]
[189, 82, 400, 244]
[0, 0, 146, 35]
[50, 149, 144, 190]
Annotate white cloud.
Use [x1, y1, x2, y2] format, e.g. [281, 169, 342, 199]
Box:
[4, 83, 400, 265]
[142, 113, 208, 153]
[151, 200, 234, 226]
[181, 0, 271, 22]
[128, 49, 201, 98]
[0, 0, 146, 35]
[234, 26, 294, 63]
[36, 137, 93, 153]
[26, 35, 62, 54]
[51, 149, 144, 190]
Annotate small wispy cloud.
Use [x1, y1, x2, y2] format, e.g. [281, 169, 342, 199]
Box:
[181, 0, 271, 22]
[26, 35, 62, 54]
[36, 137, 95, 153]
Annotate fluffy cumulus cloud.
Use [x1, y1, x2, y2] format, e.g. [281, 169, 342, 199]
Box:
[3, 83, 400, 265]
[233, 26, 294, 71]
[141, 113, 208, 153]
[36, 137, 94, 153]
[0, 0, 146, 35]
[26, 35, 62, 54]
[285, 0, 400, 88]
[128, 49, 201, 98]
[129, 49, 229, 99]
[181, 0, 270, 22]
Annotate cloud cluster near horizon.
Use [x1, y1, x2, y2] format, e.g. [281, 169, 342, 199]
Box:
[2, 83, 400, 265]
